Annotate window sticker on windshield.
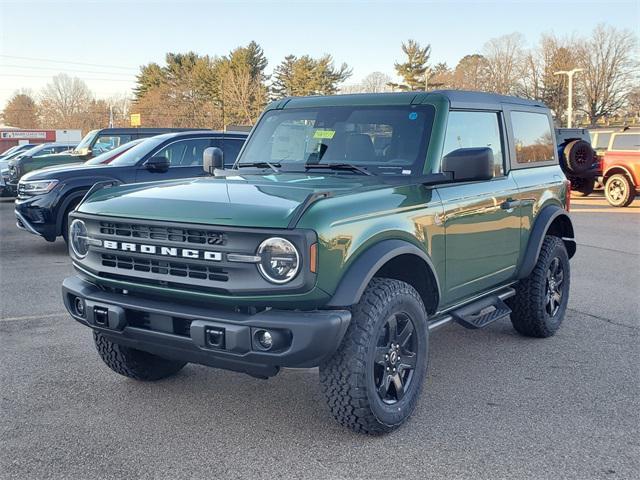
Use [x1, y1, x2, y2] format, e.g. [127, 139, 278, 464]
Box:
[408, 112, 418, 120]
[313, 129, 336, 139]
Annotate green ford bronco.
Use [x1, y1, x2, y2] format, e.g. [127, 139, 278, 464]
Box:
[62, 91, 575, 434]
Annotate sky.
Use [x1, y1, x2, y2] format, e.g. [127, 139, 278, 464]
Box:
[0, 0, 638, 109]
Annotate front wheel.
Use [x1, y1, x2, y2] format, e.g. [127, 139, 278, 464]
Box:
[319, 278, 429, 435]
[94, 332, 186, 381]
[605, 174, 635, 207]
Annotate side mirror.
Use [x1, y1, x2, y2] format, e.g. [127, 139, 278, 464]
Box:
[442, 147, 494, 182]
[203, 147, 224, 175]
[145, 155, 170, 172]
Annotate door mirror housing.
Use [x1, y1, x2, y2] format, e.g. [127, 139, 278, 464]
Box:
[203, 147, 224, 175]
[145, 155, 170, 172]
[442, 147, 494, 182]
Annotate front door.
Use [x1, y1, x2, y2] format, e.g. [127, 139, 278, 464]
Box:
[436, 110, 521, 306]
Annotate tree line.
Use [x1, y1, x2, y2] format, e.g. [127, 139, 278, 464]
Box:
[2, 23, 637, 131]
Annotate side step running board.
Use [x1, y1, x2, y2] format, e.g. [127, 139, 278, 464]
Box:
[427, 287, 515, 331]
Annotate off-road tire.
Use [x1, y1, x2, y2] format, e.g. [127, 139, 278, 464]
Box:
[563, 140, 594, 174]
[507, 236, 570, 338]
[605, 173, 635, 207]
[94, 331, 186, 380]
[319, 278, 429, 435]
[570, 177, 594, 197]
[61, 199, 82, 244]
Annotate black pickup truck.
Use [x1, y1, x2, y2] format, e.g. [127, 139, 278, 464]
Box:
[15, 130, 247, 243]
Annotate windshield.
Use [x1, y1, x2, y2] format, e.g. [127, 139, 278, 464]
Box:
[107, 136, 167, 166]
[74, 130, 98, 153]
[1, 145, 20, 156]
[237, 105, 435, 175]
[84, 138, 145, 165]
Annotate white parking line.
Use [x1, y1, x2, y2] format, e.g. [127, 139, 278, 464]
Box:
[0, 312, 66, 323]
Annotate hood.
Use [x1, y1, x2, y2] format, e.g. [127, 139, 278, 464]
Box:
[21, 162, 107, 181]
[78, 173, 387, 228]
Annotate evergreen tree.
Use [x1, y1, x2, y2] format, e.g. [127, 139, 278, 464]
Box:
[394, 40, 431, 91]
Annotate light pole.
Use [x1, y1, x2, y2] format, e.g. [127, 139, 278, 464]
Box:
[554, 68, 583, 128]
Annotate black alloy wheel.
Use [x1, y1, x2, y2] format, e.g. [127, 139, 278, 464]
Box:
[374, 312, 417, 404]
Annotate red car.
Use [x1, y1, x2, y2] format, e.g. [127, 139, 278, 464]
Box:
[602, 131, 639, 207]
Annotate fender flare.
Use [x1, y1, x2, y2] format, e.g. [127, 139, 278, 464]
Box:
[326, 239, 441, 308]
[55, 190, 88, 236]
[517, 205, 576, 280]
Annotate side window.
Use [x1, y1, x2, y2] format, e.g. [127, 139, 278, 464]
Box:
[35, 147, 54, 156]
[211, 139, 244, 166]
[595, 132, 612, 150]
[93, 135, 132, 154]
[611, 134, 640, 151]
[511, 111, 555, 164]
[442, 111, 504, 176]
[154, 139, 211, 167]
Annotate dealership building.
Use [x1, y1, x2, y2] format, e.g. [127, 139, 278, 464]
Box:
[0, 128, 83, 152]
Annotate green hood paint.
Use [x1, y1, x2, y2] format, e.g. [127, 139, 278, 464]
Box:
[78, 173, 389, 228]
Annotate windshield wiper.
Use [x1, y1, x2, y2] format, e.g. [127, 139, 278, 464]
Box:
[236, 161, 280, 173]
[304, 163, 373, 176]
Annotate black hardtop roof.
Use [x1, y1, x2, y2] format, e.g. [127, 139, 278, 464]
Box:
[142, 130, 249, 141]
[269, 90, 547, 110]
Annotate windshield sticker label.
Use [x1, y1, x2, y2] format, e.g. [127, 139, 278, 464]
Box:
[408, 112, 418, 120]
[313, 129, 336, 139]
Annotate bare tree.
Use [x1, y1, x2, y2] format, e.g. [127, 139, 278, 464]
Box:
[483, 33, 526, 95]
[361, 72, 393, 93]
[519, 35, 582, 121]
[578, 24, 638, 125]
[39, 74, 93, 128]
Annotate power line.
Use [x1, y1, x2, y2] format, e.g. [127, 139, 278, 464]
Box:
[0, 73, 134, 83]
[1, 64, 136, 77]
[0, 55, 139, 71]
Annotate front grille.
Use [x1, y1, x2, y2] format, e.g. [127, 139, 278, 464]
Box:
[101, 254, 229, 282]
[99, 221, 226, 246]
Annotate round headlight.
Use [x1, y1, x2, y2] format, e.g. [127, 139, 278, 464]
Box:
[70, 219, 90, 258]
[257, 237, 300, 284]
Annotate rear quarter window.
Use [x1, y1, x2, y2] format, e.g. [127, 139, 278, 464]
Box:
[611, 133, 640, 151]
[511, 111, 555, 165]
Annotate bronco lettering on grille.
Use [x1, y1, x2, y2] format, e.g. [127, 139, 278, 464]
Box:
[102, 240, 222, 261]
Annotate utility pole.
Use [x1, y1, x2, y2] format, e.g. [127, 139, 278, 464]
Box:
[424, 67, 431, 91]
[554, 68, 583, 128]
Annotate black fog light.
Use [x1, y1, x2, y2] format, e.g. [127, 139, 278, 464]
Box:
[74, 297, 85, 317]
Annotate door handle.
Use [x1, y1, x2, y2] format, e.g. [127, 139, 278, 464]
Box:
[500, 199, 521, 210]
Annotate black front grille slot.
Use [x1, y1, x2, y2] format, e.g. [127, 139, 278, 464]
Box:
[99, 221, 226, 246]
[101, 254, 228, 282]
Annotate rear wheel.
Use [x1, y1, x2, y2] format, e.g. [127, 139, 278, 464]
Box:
[319, 278, 429, 434]
[605, 174, 635, 207]
[507, 236, 570, 338]
[94, 332, 186, 380]
[570, 177, 594, 197]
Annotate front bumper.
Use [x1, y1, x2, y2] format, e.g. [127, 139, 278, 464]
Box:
[62, 276, 351, 378]
[14, 192, 58, 240]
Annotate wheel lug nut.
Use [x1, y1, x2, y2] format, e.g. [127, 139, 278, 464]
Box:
[385, 355, 389, 360]
[386, 367, 390, 371]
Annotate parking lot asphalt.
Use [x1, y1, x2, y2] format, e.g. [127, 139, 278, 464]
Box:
[1, 194, 638, 480]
